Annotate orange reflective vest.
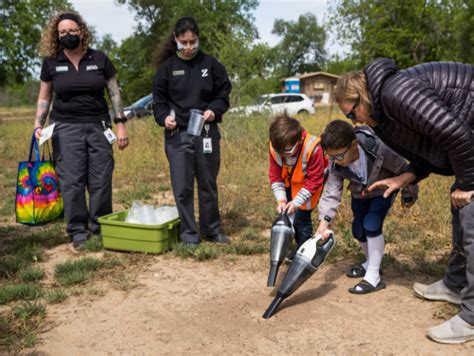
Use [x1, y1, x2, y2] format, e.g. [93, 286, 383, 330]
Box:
[269, 134, 323, 211]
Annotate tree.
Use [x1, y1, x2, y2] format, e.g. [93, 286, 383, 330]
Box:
[453, 0, 474, 64]
[323, 54, 360, 75]
[0, 0, 72, 86]
[112, 33, 155, 104]
[271, 13, 327, 77]
[330, 0, 469, 68]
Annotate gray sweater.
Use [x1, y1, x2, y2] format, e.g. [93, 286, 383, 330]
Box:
[318, 126, 419, 223]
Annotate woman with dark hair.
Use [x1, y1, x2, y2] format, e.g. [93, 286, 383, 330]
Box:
[35, 10, 129, 251]
[153, 16, 232, 246]
[333, 59, 473, 343]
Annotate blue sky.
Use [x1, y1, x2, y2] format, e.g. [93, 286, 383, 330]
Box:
[69, 0, 348, 55]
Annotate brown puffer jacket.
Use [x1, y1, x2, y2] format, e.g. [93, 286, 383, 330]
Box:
[364, 58, 474, 191]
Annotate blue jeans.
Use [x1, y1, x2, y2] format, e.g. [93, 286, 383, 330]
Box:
[351, 193, 395, 242]
[293, 209, 313, 247]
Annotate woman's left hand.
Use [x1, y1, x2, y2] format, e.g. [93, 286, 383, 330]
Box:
[116, 123, 129, 150]
[451, 189, 474, 209]
[368, 176, 403, 198]
[203, 110, 215, 122]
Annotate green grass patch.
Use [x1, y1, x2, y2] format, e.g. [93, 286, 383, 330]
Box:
[44, 288, 68, 304]
[240, 227, 261, 241]
[18, 266, 45, 283]
[0, 244, 44, 279]
[224, 240, 267, 256]
[102, 257, 125, 268]
[193, 244, 220, 261]
[0, 254, 26, 280]
[0, 224, 66, 280]
[54, 257, 104, 287]
[0, 283, 43, 304]
[83, 235, 103, 252]
[0, 301, 46, 353]
[173, 243, 220, 261]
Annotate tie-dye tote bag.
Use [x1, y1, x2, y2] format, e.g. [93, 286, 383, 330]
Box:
[15, 131, 63, 225]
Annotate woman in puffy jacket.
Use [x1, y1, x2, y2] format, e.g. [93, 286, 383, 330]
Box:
[333, 58, 473, 344]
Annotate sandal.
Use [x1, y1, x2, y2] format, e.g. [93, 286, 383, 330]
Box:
[345, 264, 384, 278]
[346, 264, 366, 278]
[349, 280, 386, 294]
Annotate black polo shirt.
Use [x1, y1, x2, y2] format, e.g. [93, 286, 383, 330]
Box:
[40, 48, 116, 122]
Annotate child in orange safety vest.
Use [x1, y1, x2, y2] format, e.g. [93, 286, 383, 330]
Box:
[268, 113, 328, 260]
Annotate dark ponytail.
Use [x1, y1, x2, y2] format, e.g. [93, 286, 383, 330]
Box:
[154, 16, 200, 68]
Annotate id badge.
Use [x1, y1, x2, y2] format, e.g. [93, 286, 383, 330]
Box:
[104, 128, 117, 144]
[203, 137, 212, 154]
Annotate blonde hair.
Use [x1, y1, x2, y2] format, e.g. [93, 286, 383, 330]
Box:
[332, 71, 372, 115]
[38, 10, 92, 58]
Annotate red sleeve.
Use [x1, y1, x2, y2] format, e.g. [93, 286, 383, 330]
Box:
[269, 150, 283, 185]
[303, 143, 327, 193]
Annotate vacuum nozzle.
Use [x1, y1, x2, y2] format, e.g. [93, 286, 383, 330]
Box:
[267, 264, 279, 287]
[262, 295, 284, 319]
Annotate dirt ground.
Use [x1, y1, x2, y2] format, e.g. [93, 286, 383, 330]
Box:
[28, 245, 474, 355]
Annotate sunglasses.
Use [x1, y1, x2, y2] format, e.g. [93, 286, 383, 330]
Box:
[328, 145, 351, 161]
[282, 142, 299, 156]
[345, 98, 360, 120]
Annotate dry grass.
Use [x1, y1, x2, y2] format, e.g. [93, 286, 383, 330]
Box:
[0, 109, 453, 273]
[0, 106, 35, 121]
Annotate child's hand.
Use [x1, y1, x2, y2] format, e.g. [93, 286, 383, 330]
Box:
[276, 200, 287, 214]
[316, 220, 331, 240]
[285, 201, 297, 215]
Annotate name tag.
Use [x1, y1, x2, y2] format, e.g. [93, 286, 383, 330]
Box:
[203, 138, 212, 154]
[172, 70, 185, 76]
[55, 66, 68, 72]
[104, 128, 117, 144]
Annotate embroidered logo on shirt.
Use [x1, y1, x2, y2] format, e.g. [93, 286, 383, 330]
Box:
[172, 70, 185, 76]
[86, 65, 98, 71]
[55, 66, 69, 72]
[201, 69, 208, 77]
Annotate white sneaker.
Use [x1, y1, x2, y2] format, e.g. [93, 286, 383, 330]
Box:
[413, 279, 461, 305]
[427, 315, 474, 344]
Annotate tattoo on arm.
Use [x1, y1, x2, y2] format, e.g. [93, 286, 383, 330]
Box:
[107, 78, 124, 117]
[35, 100, 50, 127]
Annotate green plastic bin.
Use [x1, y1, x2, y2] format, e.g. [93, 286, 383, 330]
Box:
[98, 210, 180, 254]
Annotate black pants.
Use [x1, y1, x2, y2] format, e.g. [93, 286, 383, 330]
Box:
[164, 126, 222, 244]
[52, 121, 114, 243]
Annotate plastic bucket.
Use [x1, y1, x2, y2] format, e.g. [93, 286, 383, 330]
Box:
[187, 109, 205, 136]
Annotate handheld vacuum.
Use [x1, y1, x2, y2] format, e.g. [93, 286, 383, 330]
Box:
[267, 212, 294, 287]
[262, 232, 335, 319]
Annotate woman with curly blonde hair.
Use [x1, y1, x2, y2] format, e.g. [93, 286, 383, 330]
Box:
[34, 10, 129, 251]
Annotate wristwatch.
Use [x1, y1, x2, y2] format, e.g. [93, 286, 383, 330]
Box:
[114, 117, 127, 124]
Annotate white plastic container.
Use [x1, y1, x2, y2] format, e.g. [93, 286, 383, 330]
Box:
[187, 109, 205, 136]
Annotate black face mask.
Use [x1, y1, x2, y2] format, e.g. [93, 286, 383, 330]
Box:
[60, 34, 81, 50]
